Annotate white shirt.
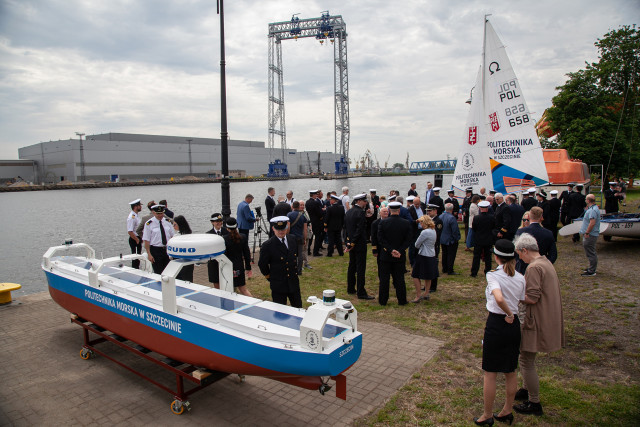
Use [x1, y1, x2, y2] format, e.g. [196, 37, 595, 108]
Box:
[485, 265, 526, 315]
[126, 211, 140, 233]
[341, 194, 350, 212]
[142, 217, 175, 247]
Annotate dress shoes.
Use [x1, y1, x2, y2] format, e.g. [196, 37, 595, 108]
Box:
[493, 412, 514, 425]
[358, 295, 375, 300]
[448, 271, 458, 275]
[473, 416, 494, 426]
[313, 253, 323, 257]
[513, 400, 543, 416]
[514, 387, 528, 401]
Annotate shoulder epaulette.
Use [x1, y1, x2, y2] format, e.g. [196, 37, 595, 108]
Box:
[146, 219, 153, 225]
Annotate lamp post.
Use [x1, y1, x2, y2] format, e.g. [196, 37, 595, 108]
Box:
[218, 0, 231, 220]
[75, 132, 86, 182]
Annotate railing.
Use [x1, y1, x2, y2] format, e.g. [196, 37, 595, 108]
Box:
[409, 160, 457, 173]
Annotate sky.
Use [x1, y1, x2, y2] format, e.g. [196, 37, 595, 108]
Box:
[1, 0, 639, 166]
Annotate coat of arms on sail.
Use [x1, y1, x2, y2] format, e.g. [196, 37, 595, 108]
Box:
[468, 126, 477, 145]
[489, 112, 500, 132]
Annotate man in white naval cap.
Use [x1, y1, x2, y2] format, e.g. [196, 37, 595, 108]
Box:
[126, 198, 143, 269]
[142, 204, 175, 274]
[258, 216, 302, 307]
[376, 201, 411, 306]
[345, 194, 375, 300]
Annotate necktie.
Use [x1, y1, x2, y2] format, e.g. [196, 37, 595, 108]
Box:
[159, 219, 167, 245]
[282, 237, 287, 249]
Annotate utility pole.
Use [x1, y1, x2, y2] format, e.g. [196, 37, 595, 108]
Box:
[218, 0, 231, 220]
[75, 132, 86, 181]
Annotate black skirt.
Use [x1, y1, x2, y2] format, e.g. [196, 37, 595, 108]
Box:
[411, 254, 439, 280]
[482, 312, 521, 373]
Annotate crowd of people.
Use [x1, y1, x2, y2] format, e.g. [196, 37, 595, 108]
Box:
[124, 178, 619, 422]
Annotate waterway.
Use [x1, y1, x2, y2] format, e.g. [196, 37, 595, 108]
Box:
[3, 174, 452, 296]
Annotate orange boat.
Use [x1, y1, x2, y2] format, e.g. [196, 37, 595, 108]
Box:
[542, 149, 589, 185]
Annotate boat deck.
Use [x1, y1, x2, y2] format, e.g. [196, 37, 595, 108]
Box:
[52, 256, 349, 346]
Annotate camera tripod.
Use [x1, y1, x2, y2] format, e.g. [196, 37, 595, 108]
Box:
[251, 212, 271, 263]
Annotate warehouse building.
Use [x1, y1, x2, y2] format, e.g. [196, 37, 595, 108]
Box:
[17, 133, 340, 183]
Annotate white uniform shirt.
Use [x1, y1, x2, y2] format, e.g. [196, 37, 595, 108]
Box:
[485, 265, 525, 315]
[341, 194, 350, 212]
[142, 217, 175, 247]
[126, 211, 140, 233]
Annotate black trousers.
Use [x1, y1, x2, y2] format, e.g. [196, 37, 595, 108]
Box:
[378, 261, 408, 306]
[441, 242, 459, 273]
[471, 244, 492, 276]
[312, 228, 323, 255]
[347, 249, 367, 296]
[326, 230, 343, 256]
[430, 245, 441, 291]
[272, 290, 302, 308]
[128, 236, 142, 269]
[150, 245, 170, 274]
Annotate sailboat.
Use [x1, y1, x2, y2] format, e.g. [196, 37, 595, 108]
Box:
[452, 17, 549, 195]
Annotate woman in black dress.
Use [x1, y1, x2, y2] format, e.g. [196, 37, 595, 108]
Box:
[172, 215, 195, 282]
[223, 218, 253, 296]
[474, 240, 526, 426]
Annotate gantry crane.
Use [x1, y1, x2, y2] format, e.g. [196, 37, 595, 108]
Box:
[268, 11, 350, 176]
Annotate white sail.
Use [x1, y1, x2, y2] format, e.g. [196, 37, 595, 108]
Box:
[452, 18, 549, 194]
[451, 66, 493, 193]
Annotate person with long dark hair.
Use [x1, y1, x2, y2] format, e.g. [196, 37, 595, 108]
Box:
[222, 218, 253, 296]
[172, 215, 194, 282]
[474, 239, 525, 426]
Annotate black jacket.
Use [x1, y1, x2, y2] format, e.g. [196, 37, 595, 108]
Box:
[324, 202, 345, 231]
[515, 223, 557, 274]
[549, 198, 561, 223]
[521, 197, 537, 212]
[306, 197, 325, 229]
[445, 197, 460, 217]
[408, 203, 427, 236]
[258, 235, 300, 293]
[567, 191, 586, 218]
[223, 233, 251, 272]
[494, 202, 512, 237]
[507, 203, 525, 236]
[431, 195, 445, 215]
[265, 195, 276, 221]
[377, 215, 413, 263]
[472, 212, 496, 246]
[538, 200, 553, 228]
[345, 205, 367, 252]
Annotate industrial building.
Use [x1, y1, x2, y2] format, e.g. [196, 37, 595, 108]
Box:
[16, 133, 341, 183]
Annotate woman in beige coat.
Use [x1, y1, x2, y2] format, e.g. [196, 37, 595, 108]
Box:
[513, 233, 565, 417]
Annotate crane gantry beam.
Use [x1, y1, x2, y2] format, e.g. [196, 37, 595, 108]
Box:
[267, 12, 350, 176]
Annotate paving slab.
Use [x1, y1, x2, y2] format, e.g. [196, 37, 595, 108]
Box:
[0, 289, 440, 426]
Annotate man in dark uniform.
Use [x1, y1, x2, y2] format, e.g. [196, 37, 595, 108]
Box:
[471, 201, 496, 277]
[345, 194, 374, 299]
[567, 184, 587, 242]
[371, 206, 389, 282]
[548, 190, 561, 241]
[493, 193, 513, 241]
[559, 183, 574, 225]
[206, 213, 228, 288]
[264, 187, 276, 238]
[377, 202, 411, 306]
[462, 187, 474, 241]
[604, 181, 624, 213]
[489, 190, 498, 212]
[306, 190, 325, 257]
[324, 194, 345, 257]
[142, 204, 175, 274]
[515, 206, 557, 274]
[445, 189, 460, 219]
[506, 194, 525, 237]
[126, 199, 143, 269]
[536, 190, 552, 230]
[430, 187, 445, 215]
[426, 204, 443, 292]
[408, 196, 427, 267]
[258, 216, 302, 308]
[522, 188, 538, 212]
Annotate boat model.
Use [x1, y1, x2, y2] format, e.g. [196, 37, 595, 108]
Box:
[42, 234, 362, 400]
[559, 212, 640, 238]
[452, 17, 550, 195]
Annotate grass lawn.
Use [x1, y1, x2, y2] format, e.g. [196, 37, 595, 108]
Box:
[242, 189, 640, 426]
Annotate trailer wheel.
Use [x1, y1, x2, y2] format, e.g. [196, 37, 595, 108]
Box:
[603, 235, 612, 242]
[171, 400, 185, 415]
[80, 348, 93, 360]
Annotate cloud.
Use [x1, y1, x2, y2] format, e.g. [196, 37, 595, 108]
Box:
[0, 0, 639, 165]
